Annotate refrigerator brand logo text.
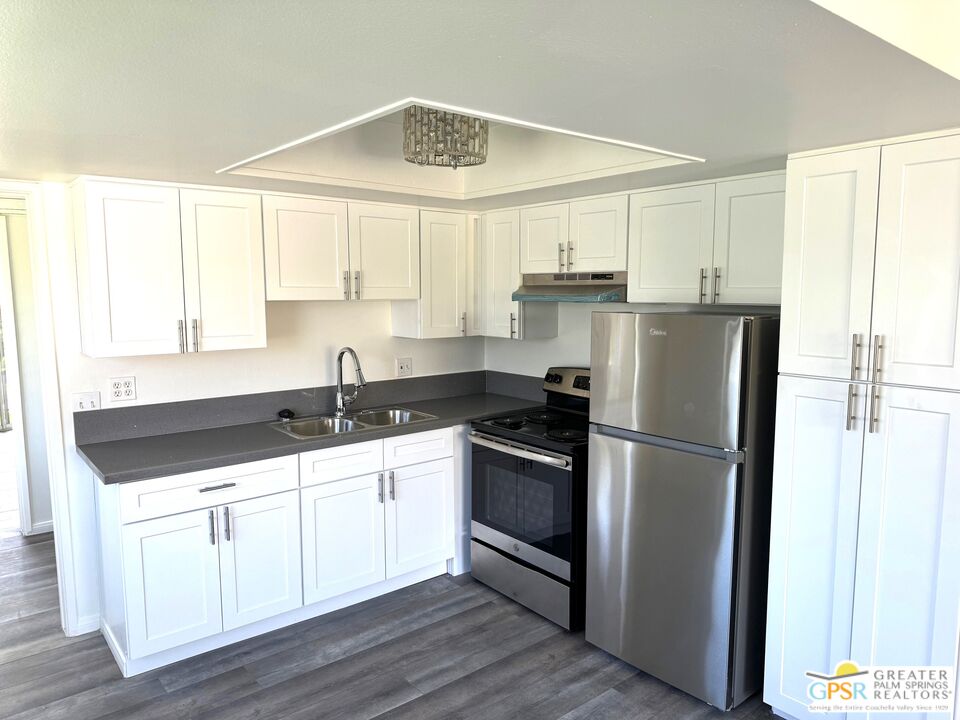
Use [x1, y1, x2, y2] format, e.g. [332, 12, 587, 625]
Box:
[648, 328, 667, 336]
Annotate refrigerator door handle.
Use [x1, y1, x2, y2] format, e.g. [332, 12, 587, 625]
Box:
[590, 424, 745, 464]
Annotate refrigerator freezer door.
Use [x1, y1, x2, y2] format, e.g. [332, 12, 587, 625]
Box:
[590, 312, 744, 450]
[585, 430, 738, 709]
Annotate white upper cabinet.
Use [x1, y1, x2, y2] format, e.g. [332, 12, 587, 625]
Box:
[180, 189, 266, 352]
[852, 384, 960, 679]
[465, 214, 484, 336]
[872, 135, 960, 391]
[483, 210, 522, 338]
[712, 176, 785, 304]
[520, 203, 569, 273]
[778, 148, 881, 381]
[628, 185, 716, 303]
[73, 181, 186, 357]
[568, 196, 628, 272]
[347, 203, 420, 300]
[263, 195, 349, 301]
[392, 211, 467, 339]
[764, 376, 865, 720]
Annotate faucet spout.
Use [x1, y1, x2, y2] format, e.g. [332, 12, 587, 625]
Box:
[335, 347, 366, 417]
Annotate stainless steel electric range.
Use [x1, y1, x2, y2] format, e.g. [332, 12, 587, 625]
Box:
[468, 366, 590, 630]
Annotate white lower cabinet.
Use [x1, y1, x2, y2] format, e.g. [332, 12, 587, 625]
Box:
[301, 473, 386, 604]
[385, 459, 454, 579]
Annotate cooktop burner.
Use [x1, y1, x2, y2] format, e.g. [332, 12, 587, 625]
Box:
[524, 411, 565, 426]
[546, 428, 588, 442]
[492, 416, 527, 429]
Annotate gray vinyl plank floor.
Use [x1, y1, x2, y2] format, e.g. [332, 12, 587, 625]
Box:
[0, 533, 774, 719]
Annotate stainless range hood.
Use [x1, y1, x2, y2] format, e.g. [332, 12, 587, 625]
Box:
[512, 272, 628, 303]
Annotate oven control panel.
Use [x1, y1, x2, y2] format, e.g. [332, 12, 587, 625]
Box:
[542, 366, 590, 398]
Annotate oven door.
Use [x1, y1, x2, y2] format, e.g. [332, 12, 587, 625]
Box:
[469, 431, 573, 581]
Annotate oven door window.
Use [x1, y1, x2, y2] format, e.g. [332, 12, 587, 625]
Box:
[471, 445, 572, 562]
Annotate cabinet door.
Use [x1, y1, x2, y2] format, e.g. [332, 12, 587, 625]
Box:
[712, 175, 785, 304]
[122, 509, 222, 658]
[627, 185, 715, 303]
[568, 196, 628, 272]
[347, 203, 420, 300]
[263, 195, 349, 301]
[482, 210, 521, 339]
[873, 135, 960, 390]
[779, 148, 880, 381]
[180, 189, 266, 351]
[465, 215, 484, 336]
[764, 376, 866, 720]
[219, 491, 302, 631]
[419, 211, 467, 338]
[301, 474, 386, 604]
[73, 181, 185, 357]
[852, 386, 960, 689]
[520, 204, 569, 274]
[385, 458, 454, 579]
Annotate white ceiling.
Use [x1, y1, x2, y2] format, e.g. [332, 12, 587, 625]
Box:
[2, 0, 960, 210]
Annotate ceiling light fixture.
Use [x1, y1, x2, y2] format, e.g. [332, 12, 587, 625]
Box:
[402, 105, 488, 169]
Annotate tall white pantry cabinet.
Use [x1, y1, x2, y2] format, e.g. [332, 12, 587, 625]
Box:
[765, 134, 960, 720]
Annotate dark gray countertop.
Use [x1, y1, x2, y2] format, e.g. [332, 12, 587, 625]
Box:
[77, 393, 539, 485]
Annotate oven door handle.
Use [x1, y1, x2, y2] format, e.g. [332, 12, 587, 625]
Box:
[468, 432, 571, 470]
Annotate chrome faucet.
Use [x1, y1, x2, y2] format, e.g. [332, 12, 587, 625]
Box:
[335, 347, 367, 417]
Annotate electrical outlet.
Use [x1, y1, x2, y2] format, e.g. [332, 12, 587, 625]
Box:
[395, 357, 413, 377]
[109, 376, 137, 401]
[72, 391, 101, 412]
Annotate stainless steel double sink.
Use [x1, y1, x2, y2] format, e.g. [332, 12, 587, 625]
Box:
[270, 407, 437, 439]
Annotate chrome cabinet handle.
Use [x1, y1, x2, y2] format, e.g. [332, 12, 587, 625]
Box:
[199, 482, 237, 493]
[343, 270, 349, 300]
[846, 384, 858, 431]
[208, 510, 216, 545]
[567, 240, 575, 268]
[850, 334, 862, 380]
[558, 242, 565, 271]
[509, 312, 517, 339]
[223, 506, 231, 541]
[872, 335, 883, 383]
[869, 386, 880, 434]
[354, 270, 361, 300]
[698, 268, 707, 304]
[461, 312, 467, 336]
[178, 320, 185, 353]
[389, 470, 396, 500]
[377, 473, 384, 503]
[191, 318, 199, 352]
[712, 267, 721, 303]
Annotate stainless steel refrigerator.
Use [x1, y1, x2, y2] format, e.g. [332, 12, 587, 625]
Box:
[586, 312, 779, 710]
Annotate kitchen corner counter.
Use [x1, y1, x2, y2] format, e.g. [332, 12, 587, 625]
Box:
[77, 393, 538, 485]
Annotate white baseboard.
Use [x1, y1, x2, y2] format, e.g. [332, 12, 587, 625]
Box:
[22, 520, 53, 536]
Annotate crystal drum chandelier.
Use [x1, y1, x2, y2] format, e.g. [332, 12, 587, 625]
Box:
[402, 105, 488, 169]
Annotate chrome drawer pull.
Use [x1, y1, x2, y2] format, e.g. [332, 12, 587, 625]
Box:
[199, 482, 237, 493]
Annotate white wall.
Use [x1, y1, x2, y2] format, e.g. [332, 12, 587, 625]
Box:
[40, 183, 484, 631]
[3, 211, 53, 531]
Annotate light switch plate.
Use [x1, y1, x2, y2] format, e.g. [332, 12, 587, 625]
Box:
[109, 376, 137, 401]
[396, 357, 413, 377]
[72, 391, 101, 412]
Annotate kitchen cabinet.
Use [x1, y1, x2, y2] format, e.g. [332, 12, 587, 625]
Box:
[180, 189, 266, 352]
[73, 181, 266, 357]
[73, 181, 186, 357]
[851, 384, 960, 681]
[778, 148, 880, 381]
[520, 203, 569, 273]
[121, 508, 224, 658]
[218, 490, 302, 631]
[568, 196, 628, 272]
[392, 211, 468, 339]
[627, 185, 716, 303]
[263, 195, 350, 301]
[711, 175, 785, 304]
[385, 458, 454, 578]
[301, 473, 386, 604]
[763, 376, 866, 720]
[465, 214, 484, 336]
[347, 203, 420, 300]
[481, 210, 558, 340]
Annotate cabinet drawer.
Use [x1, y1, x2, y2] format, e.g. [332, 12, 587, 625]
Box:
[384, 428, 454, 468]
[299, 439, 384, 487]
[118, 455, 299, 524]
